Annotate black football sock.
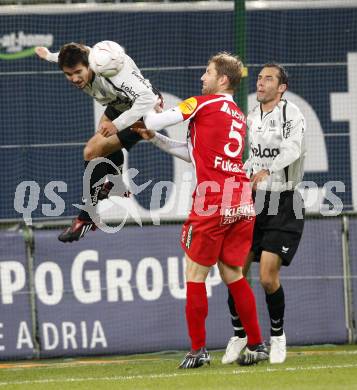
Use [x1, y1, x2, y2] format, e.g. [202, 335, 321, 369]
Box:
[78, 160, 91, 221]
[266, 285, 285, 337]
[79, 158, 113, 221]
[102, 150, 125, 196]
[106, 149, 124, 175]
[228, 291, 247, 338]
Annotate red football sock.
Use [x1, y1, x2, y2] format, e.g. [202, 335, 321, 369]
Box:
[185, 281, 208, 350]
[227, 278, 262, 346]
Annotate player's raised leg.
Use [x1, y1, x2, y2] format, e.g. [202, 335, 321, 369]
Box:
[58, 131, 124, 243]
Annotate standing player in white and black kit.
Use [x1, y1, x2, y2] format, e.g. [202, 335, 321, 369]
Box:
[222, 63, 306, 365]
[35, 41, 161, 242]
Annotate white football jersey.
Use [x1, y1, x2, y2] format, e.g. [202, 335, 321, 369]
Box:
[47, 43, 158, 131]
[244, 99, 306, 191]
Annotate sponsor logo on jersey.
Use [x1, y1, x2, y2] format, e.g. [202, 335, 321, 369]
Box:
[221, 203, 255, 225]
[223, 203, 255, 218]
[251, 144, 280, 158]
[120, 82, 140, 99]
[0, 31, 53, 60]
[179, 97, 198, 115]
[131, 70, 152, 89]
[214, 156, 243, 173]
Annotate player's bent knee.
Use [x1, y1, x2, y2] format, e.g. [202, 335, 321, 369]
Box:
[83, 145, 102, 161]
[260, 277, 279, 294]
[83, 146, 93, 161]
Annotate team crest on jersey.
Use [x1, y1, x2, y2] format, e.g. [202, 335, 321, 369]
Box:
[179, 97, 198, 115]
[269, 119, 277, 130]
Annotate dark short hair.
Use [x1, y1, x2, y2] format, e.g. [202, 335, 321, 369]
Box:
[208, 52, 243, 91]
[58, 42, 89, 70]
[262, 62, 289, 88]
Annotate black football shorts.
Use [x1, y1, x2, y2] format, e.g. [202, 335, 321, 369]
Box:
[104, 105, 142, 151]
[251, 190, 305, 266]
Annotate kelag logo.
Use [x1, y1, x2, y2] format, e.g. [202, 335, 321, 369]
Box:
[0, 31, 53, 60]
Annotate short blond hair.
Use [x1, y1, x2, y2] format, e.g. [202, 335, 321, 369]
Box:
[208, 52, 243, 91]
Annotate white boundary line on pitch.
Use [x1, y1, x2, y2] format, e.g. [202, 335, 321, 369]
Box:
[3, 350, 357, 372]
[1, 363, 357, 387]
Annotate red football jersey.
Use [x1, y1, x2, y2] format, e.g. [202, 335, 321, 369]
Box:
[178, 94, 251, 211]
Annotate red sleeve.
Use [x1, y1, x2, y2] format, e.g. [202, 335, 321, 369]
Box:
[177, 95, 214, 121]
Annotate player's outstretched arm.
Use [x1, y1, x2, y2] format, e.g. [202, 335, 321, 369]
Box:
[131, 125, 191, 163]
[144, 106, 184, 131]
[152, 132, 191, 162]
[35, 47, 59, 63]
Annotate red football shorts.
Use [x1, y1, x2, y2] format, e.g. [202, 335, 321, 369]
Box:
[181, 208, 255, 267]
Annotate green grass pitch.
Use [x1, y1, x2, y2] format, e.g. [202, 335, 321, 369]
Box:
[0, 345, 356, 389]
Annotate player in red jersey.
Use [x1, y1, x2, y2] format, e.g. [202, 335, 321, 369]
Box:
[138, 52, 268, 368]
